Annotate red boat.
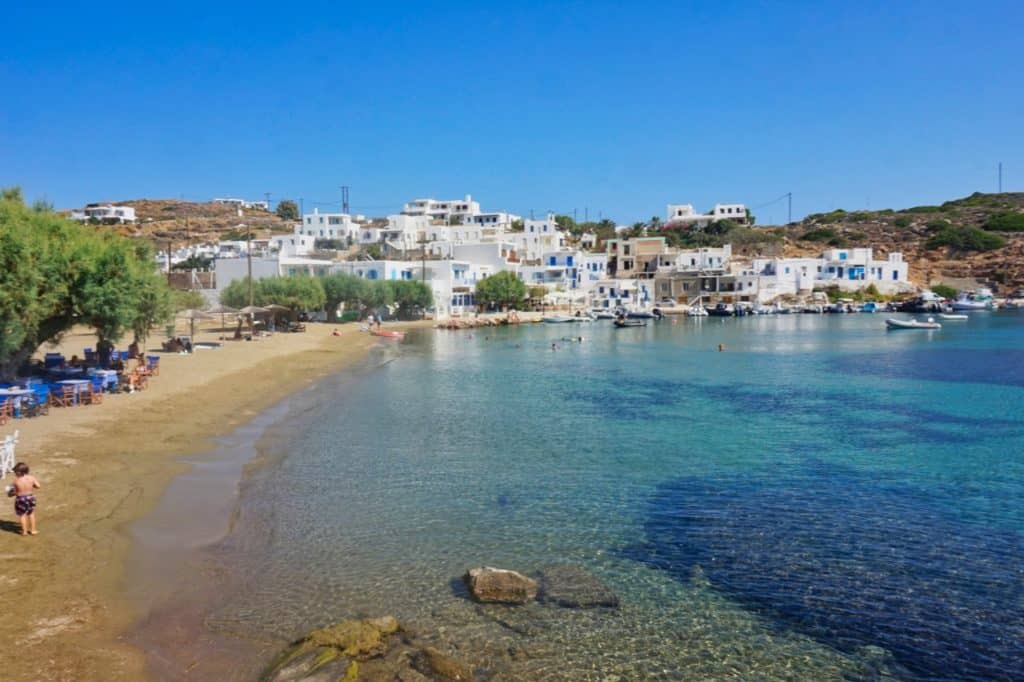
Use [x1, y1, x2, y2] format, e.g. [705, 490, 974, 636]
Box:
[370, 328, 405, 339]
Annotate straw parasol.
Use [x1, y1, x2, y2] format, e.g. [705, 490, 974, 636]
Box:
[205, 303, 239, 338]
[238, 305, 270, 337]
[176, 308, 214, 341]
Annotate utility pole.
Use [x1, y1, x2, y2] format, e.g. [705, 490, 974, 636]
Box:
[999, 162, 1003, 193]
[166, 240, 172, 283]
[299, 197, 304, 216]
[787, 192, 792, 225]
[585, 207, 589, 222]
[573, 208, 577, 223]
[246, 223, 254, 337]
[530, 209, 534, 220]
[341, 185, 350, 214]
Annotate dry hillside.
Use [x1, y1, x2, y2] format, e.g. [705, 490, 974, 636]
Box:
[76, 199, 295, 245]
[766, 192, 1024, 290]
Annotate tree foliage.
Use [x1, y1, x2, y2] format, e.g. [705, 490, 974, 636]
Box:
[930, 284, 959, 299]
[220, 275, 326, 311]
[0, 190, 171, 379]
[172, 289, 207, 311]
[275, 199, 299, 221]
[474, 271, 527, 309]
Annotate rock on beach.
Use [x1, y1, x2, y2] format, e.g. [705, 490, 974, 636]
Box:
[463, 566, 538, 604]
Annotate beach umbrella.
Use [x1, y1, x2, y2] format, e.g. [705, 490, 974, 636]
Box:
[264, 303, 292, 329]
[238, 305, 270, 337]
[205, 304, 238, 336]
[176, 308, 213, 341]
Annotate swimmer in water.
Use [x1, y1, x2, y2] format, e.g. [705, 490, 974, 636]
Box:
[718, 343, 726, 352]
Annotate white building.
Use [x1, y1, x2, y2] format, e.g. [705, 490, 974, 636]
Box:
[665, 203, 748, 228]
[213, 198, 269, 211]
[70, 204, 136, 223]
[298, 209, 360, 244]
[590, 278, 655, 310]
[750, 248, 911, 301]
[402, 195, 480, 223]
[519, 249, 607, 293]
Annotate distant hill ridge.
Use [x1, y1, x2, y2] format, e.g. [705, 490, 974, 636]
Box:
[770, 192, 1024, 289]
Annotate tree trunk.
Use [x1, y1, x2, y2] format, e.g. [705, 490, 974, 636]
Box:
[0, 342, 36, 382]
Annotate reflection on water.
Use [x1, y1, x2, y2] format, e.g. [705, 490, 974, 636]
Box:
[156, 313, 1024, 679]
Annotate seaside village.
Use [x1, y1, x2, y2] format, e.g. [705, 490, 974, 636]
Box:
[132, 193, 918, 321]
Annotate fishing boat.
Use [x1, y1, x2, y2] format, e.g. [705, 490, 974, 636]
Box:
[370, 328, 406, 339]
[614, 318, 647, 328]
[938, 313, 968, 320]
[886, 317, 941, 330]
[950, 288, 994, 311]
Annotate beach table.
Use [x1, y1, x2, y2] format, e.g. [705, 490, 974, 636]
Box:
[57, 379, 91, 405]
[0, 388, 33, 418]
[87, 368, 118, 391]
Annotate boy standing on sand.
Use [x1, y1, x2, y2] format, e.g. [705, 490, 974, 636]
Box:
[11, 462, 40, 536]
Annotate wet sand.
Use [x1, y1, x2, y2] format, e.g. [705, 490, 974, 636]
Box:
[0, 321, 422, 681]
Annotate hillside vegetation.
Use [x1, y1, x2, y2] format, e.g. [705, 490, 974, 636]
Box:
[75, 199, 294, 245]
[771, 192, 1024, 289]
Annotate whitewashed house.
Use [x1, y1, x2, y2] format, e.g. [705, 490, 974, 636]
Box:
[70, 204, 137, 223]
[402, 195, 480, 223]
[665, 203, 748, 228]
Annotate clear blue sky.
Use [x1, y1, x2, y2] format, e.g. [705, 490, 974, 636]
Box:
[2, 1, 1021, 224]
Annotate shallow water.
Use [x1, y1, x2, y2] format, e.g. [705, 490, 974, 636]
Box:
[176, 313, 1024, 679]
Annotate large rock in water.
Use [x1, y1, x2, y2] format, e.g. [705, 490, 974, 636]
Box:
[537, 565, 620, 608]
[464, 566, 538, 604]
[262, 616, 400, 681]
[412, 646, 475, 680]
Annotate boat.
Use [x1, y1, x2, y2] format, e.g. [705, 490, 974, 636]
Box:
[861, 301, 880, 313]
[614, 318, 647, 328]
[543, 315, 578, 323]
[707, 303, 734, 317]
[687, 305, 708, 317]
[591, 310, 616, 319]
[898, 290, 945, 313]
[950, 288, 994, 311]
[370, 328, 406, 339]
[938, 313, 968, 320]
[885, 317, 941, 330]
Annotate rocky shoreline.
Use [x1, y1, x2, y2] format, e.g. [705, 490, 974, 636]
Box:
[263, 565, 620, 681]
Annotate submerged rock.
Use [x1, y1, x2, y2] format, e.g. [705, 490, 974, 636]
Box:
[464, 566, 538, 604]
[262, 616, 400, 681]
[537, 565, 620, 608]
[412, 646, 475, 681]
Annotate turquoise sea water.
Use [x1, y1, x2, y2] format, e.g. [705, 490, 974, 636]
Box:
[194, 313, 1024, 680]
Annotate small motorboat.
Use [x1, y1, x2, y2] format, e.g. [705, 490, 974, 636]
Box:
[543, 315, 576, 323]
[614, 318, 647, 328]
[886, 317, 941, 330]
[938, 313, 968, 320]
[591, 310, 616, 319]
[687, 306, 708, 317]
[370, 328, 406, 339]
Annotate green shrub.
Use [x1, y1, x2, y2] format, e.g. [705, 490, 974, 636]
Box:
[926, 219, 951, 232]
[893, 216, 912, 228]
[926, 225, 1006, 252]
[931, 284, 958, 299]
[905, 205, 943, 213]
[984, 212, 1024, 232]
[800, 227, 839, 242]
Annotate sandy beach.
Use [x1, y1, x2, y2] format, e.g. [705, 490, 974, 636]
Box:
[0, 321, 418, 681]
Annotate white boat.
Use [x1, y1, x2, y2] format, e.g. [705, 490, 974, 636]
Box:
[938, 313, 968, 320]
[950, 288, 994, 311]
[886, 317, 941, 330]
[543, 315, 576, 323]
[591, 310, 616, 319]
[687, 305, 708, 317]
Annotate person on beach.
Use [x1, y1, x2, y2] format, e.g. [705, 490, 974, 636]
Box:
[11, 462, 40, 536]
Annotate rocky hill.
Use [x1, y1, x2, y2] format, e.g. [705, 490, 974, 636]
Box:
[768, 192, 1024, 290]
[79, 199, 295, 245]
